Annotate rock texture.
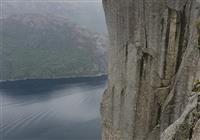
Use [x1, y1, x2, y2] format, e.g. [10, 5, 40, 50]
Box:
[101, 0, 200, 140]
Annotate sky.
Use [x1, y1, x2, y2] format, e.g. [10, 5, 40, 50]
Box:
[1, 0, 102, 2]
[1, 0, 107, 33]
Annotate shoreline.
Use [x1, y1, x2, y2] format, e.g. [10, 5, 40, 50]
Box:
[0, 73, 107, 83]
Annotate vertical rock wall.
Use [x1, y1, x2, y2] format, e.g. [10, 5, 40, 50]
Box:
[101, 0, 200, 140]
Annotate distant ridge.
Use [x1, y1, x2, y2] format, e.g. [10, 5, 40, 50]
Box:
[0, 14, 108, 80]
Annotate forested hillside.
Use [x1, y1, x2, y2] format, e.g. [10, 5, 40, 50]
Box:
[0, 14, 108, 80]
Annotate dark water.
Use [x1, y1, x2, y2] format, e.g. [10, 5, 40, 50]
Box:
[0, 76, 107, 140]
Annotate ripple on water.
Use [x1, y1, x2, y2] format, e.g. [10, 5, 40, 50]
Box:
[0, 77, 107, 140]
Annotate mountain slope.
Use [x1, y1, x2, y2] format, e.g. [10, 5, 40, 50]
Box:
[0, 14, 108, 80]
[3, 1, 107, 33]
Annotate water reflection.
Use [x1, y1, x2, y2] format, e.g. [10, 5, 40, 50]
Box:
[0, 76, 107, 140]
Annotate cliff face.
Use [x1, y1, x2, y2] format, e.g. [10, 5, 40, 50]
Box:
[101, 0, 200, 140]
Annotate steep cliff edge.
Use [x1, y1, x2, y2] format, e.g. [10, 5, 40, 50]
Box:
[101, 0, 200, 140]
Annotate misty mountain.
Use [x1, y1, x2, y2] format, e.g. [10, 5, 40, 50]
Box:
[2, 1, 107, 33]
[0, 14, 108, 80]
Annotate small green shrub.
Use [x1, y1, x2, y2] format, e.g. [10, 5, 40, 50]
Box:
[192, 80, 200, 92]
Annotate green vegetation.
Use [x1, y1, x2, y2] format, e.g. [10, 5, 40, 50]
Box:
[2, 45, 99, 79]
[192, 80, 200, 92]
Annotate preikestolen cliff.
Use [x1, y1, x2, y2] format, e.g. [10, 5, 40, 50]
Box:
[1, 0, 200, 140]
[101, 0, 200, 140]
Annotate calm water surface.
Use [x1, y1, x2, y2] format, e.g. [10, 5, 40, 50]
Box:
[0, 76, 107, 140]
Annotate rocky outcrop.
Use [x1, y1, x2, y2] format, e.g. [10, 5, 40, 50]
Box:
[101, 0, 200, 140]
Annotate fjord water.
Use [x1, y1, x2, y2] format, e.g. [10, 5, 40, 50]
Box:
[0, 76, 107, 140]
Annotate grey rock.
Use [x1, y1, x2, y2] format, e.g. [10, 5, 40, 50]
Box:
[101, 0, 200, 139]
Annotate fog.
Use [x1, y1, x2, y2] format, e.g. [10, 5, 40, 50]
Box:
[2, 0, 107, 33]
